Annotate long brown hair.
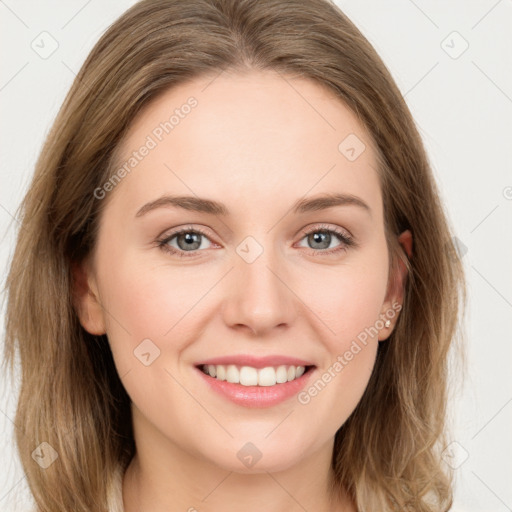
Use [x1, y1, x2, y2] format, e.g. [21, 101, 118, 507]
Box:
[2, 0, 467, 510]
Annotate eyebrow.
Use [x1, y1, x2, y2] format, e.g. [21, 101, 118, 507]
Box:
[135, 192, 372, 218]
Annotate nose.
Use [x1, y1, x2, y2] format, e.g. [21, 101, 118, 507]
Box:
[221, 240, 297, 337]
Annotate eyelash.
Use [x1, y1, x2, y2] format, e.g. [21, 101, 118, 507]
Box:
[156, 223, 356, 259]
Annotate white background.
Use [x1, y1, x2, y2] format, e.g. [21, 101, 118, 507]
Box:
[1, 1, 511, 510]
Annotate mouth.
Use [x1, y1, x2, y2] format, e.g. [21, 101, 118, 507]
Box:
[193, 360, 317, 408]
[196, 363, 316, 386]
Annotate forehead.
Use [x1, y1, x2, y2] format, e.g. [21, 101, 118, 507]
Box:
[108, 69, 382, 220]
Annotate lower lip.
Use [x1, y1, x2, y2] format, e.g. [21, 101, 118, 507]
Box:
[195, 366, 316, 408]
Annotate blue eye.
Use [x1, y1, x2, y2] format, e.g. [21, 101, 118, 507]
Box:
[157, 226, 213, 257]
[157, 223, 355, 258]
[297, 224, 355, 256]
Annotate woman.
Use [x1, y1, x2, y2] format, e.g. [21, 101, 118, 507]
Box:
[3, 0, 467, 510]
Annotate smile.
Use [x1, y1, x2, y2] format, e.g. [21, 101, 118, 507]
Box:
[194, 362, 316, 408]
[199, 363, 309, 386]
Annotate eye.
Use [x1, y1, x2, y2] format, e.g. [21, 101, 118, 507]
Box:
[296, 223, 355, 256]
[157, 226, 214, 258]
[156, 223, 356, 259]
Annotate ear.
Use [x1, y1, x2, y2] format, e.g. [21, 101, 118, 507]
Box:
[71, 258, 106, 335]
[378, 229, 413, 341]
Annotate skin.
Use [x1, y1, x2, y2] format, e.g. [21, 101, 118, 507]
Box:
[74, 69, 412, 512]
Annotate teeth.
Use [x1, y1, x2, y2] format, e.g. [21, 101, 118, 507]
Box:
[201, 364, 308, 386]
[258, 367, 276, 386]
[239, 366, 258, 386]
[276, 365, 288, 383]
[216, 365, 226, 381]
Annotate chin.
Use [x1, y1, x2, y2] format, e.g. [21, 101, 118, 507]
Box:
[197, 437, 310, 474]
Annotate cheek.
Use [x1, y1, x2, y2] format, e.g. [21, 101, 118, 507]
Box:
[95, 246, 231, 381]
[292, 257, 389, 347]
[97, 256, 198, 344]
[291, 253, 387, 418]
[94, 254, 208, 426]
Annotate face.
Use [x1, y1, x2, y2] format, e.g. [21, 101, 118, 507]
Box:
[76, 70, 410, 474]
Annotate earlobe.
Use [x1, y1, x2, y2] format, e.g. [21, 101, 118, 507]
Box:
[71, 259, 106, 335]
[378, 229, 413, 341]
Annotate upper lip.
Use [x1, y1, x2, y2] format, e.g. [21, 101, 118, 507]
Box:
[195, 355, 315, 369]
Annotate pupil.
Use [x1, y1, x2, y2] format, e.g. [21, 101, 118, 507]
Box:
[311, 231, 330, 249]
[179, 232, 200, 250]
